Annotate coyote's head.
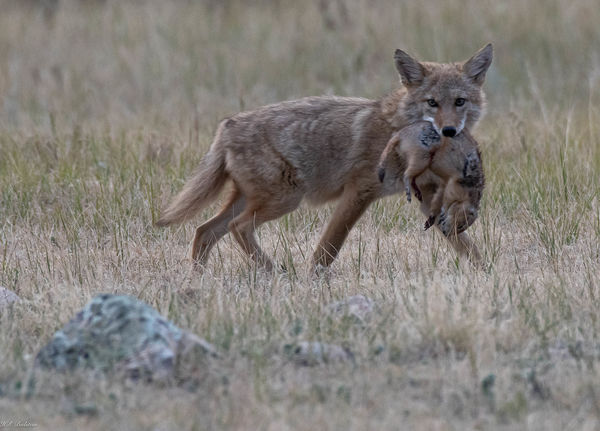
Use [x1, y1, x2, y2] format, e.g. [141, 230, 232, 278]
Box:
[394, 44, 493, 137]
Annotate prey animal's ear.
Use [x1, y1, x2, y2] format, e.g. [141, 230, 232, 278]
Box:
[394, 49, 425, 86]
[463, 43, 493, 85]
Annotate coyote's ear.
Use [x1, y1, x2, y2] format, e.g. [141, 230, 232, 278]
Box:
[394, 49, 425, 86]
[463, 43, 493, 85]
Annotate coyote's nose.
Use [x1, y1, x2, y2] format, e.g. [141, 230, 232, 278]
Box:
[442, 127, 457, 137]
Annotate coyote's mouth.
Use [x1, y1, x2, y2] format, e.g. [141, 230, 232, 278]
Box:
[422, 116, 442, 136]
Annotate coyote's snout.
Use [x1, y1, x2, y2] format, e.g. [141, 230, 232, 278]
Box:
[157, 44, 492, 271]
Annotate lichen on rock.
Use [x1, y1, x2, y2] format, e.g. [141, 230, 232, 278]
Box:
[35, 294, 218, 382]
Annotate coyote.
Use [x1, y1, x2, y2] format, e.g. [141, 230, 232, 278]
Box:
[157, 44, 493, 271]
[377, 122, 485, 238]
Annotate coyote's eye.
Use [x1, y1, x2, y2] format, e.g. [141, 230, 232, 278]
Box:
[455, 98, 466, 106]
[427, 99, 438, 107]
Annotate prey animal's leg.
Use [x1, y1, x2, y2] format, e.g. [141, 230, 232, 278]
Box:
[403, 174, 412, 202]
[411, 179, 422, 202]
[377, 133, 401, 183]
[403, 154, 431, 203]
[424, 185, 445, 230]
[419, 184, 481, 267]
[403, 165, 425, 203]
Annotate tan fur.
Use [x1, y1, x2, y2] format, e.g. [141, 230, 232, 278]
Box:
[377, 122, 485, 239]
[157, 44, 493, 271]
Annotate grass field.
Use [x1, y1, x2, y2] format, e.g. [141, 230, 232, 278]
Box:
[1, 0, 600, 429]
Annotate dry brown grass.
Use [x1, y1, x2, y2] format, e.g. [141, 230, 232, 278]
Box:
[1, 0, 600, 429]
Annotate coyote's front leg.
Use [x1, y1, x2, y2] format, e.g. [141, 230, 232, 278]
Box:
[312, 187, 375, 269]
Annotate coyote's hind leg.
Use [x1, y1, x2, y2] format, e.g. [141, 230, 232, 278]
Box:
[228, 195, 302, 272]
[191, 187, 246, 269]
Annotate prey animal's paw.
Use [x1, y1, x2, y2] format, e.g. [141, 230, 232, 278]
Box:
[411, 179, 423, 202]
[414, 189, 422, 202]
[424, 215, 436, 230]
[377, 166, 386, 183]
[405, 186, 412, 202]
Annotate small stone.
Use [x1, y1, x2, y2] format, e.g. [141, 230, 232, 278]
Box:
[73, 403, 98, 417]
[326, 295, 376, 322]
[284, 341, 354, 366]
[481, 373, 496, 402]
[0, 287, 20, 310]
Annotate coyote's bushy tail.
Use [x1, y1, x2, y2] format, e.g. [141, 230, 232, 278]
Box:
[156, 139, 227, 227]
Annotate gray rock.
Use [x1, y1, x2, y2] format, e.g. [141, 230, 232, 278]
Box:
[0, 287, 20, 309]
[285, 341, 354, 366]
[35, 294, 217, 381]
[326, 295, 376, 322]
